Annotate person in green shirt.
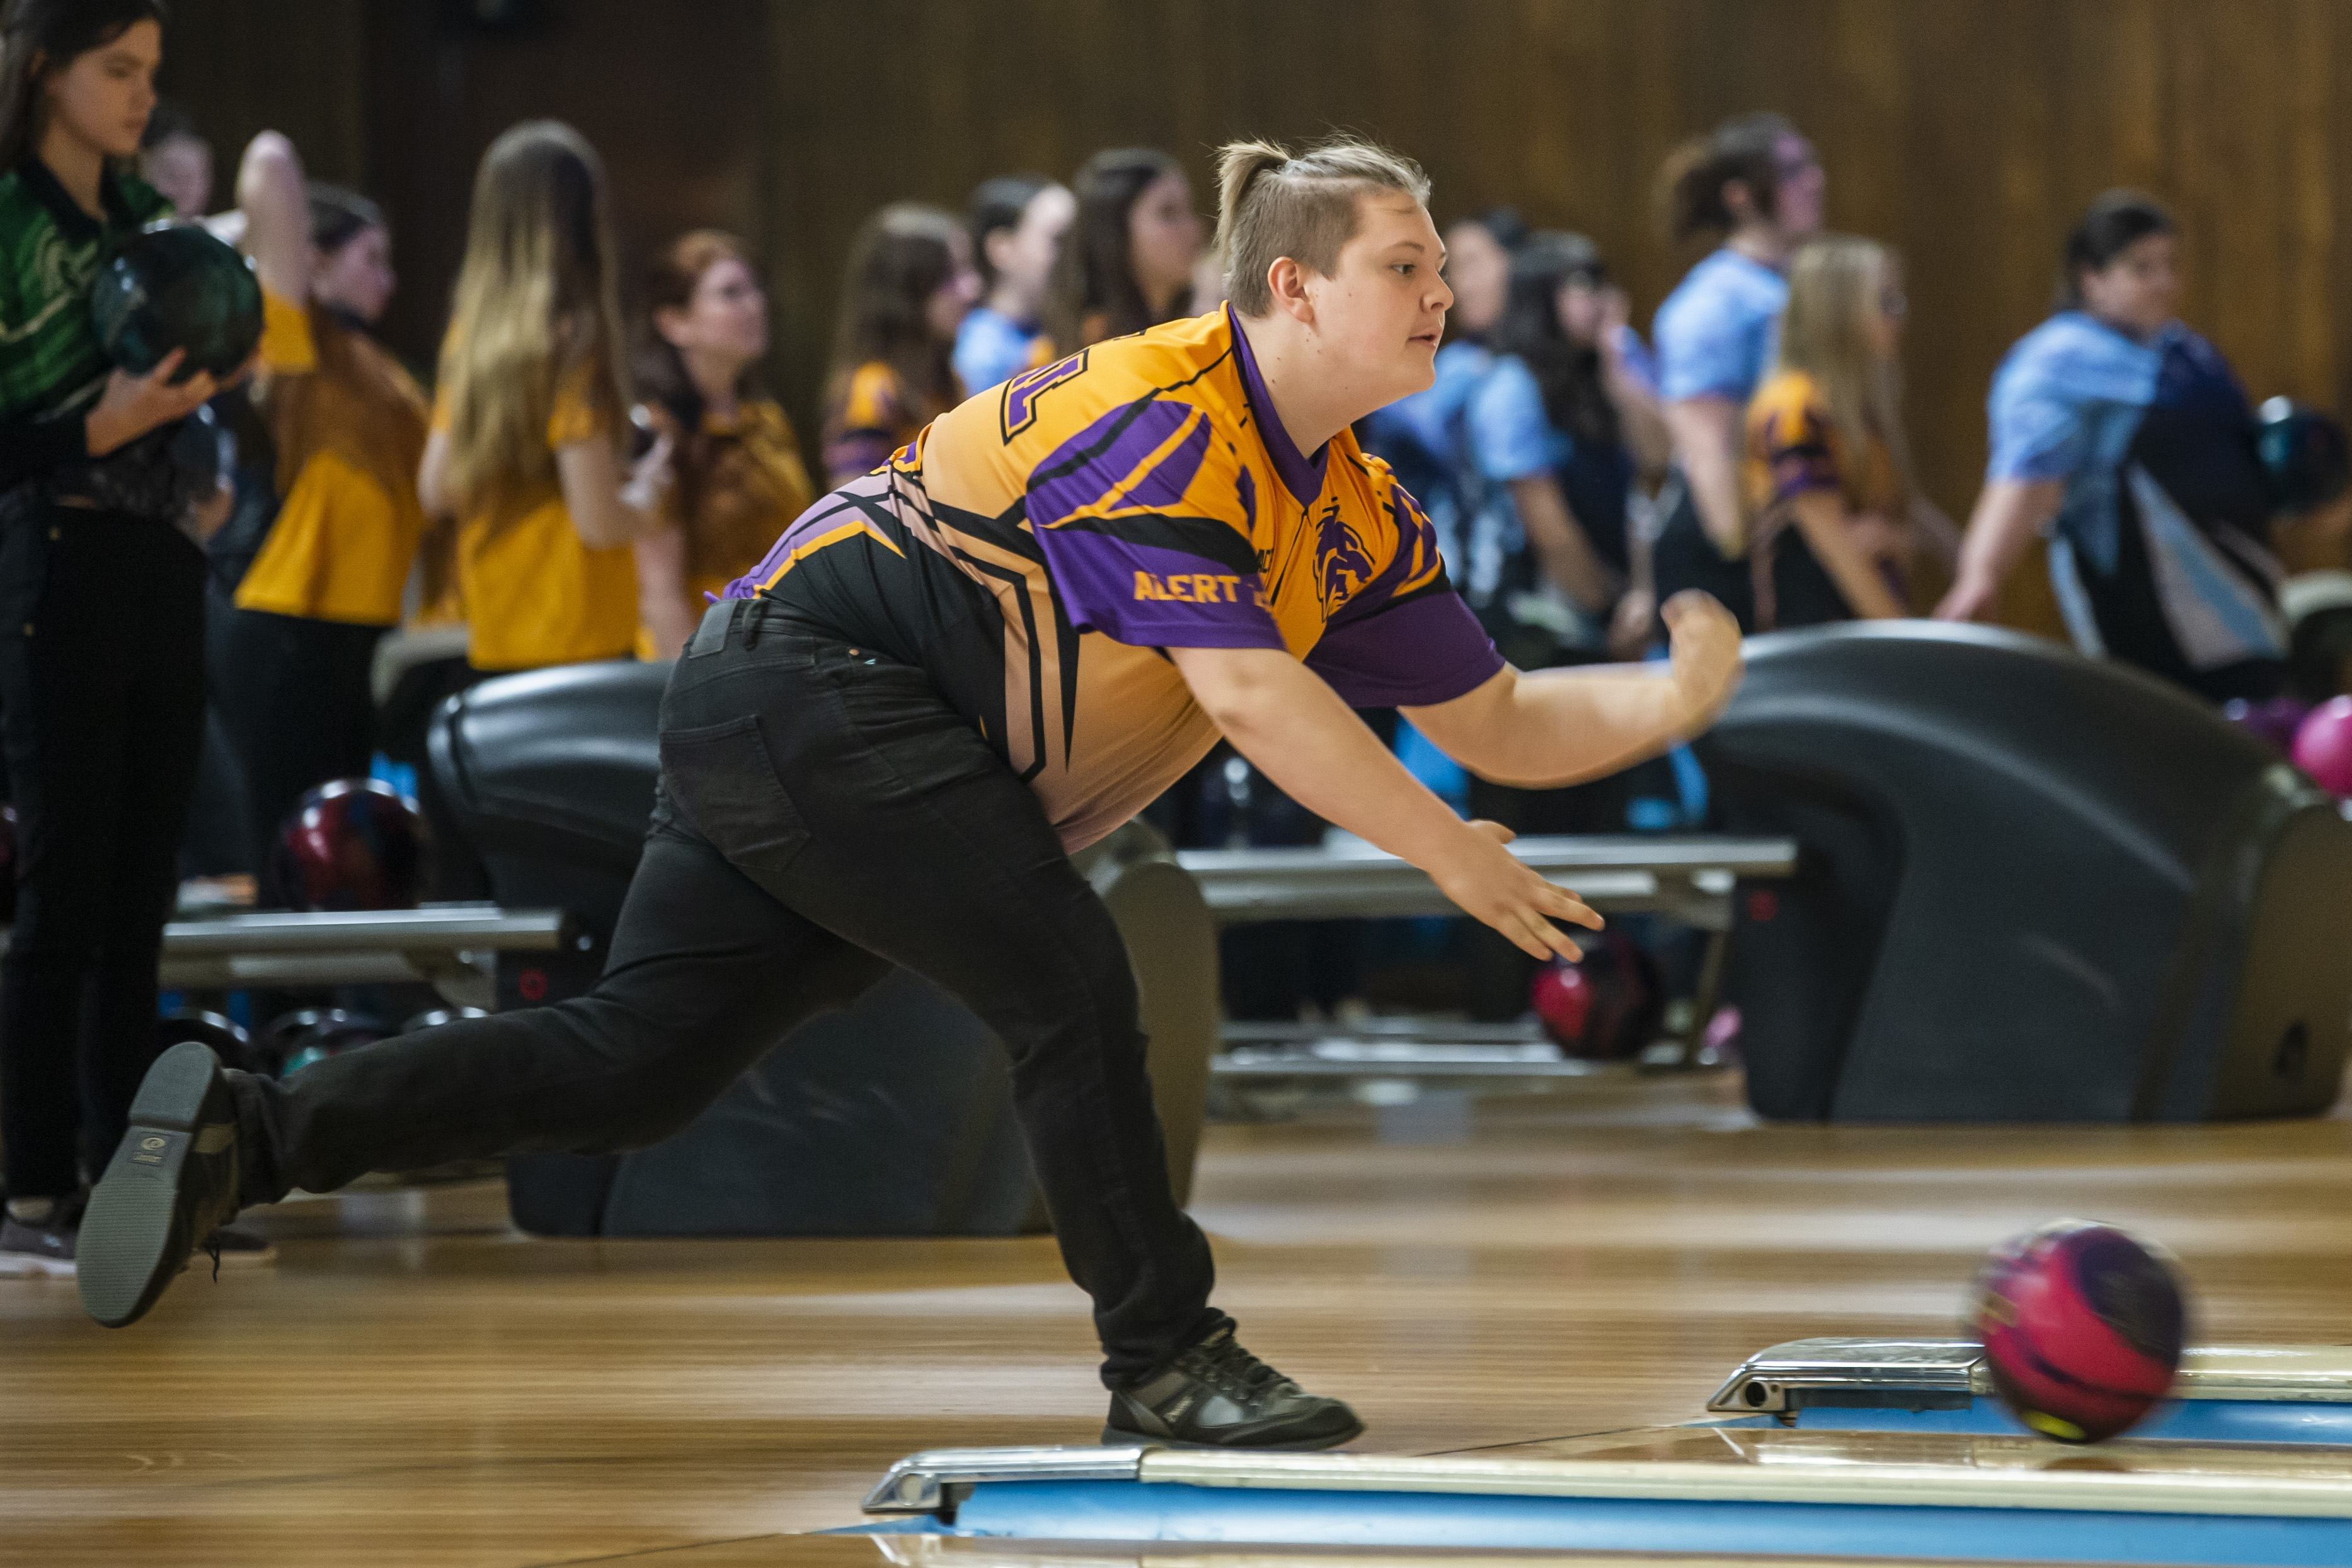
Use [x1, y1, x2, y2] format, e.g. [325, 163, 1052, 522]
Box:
[0, 0, 236, 1278]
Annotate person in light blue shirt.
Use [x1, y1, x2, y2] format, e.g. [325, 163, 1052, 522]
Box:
[1939, 192, 2286, 702]
[952, 174, 1074, 396]
[1462, 231, 1668, 663]
[1359, 207, 1523, 588]
[1649, 113, 1824, 629]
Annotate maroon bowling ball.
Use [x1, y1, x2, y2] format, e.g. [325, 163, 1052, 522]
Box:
[1529, 932, 1666, 1060]
[1972, 1219, 2188, 1444]
[272, 779, 433, 912]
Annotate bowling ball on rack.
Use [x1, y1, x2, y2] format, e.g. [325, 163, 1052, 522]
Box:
[1972, 1220, 2187, 1444]
[264, 1008, 394, 1078]
[2257, 398, 2351, 514]
[2291, 696, 2352, 796]
[156, 1008, 262, 1075]
[272, 778, 433, 912]
[1529, 932, 1666, 1060]
[401, 1007, 489, 1035]
[89, 222, 263, 382]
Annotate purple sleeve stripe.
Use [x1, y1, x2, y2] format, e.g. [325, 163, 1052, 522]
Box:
[1036, 528, 1283, 650]
[1305, 590, 1504, 708]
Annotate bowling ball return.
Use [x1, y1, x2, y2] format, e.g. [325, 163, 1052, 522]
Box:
[850, 1337, 2352, 1559]
[1697, 622, 2352, 1123]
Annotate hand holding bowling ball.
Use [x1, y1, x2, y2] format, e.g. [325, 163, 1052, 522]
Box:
[90, 223, 263, 384]
[272, 779, 433, 912]
[1973, 1219, 2187, 1443]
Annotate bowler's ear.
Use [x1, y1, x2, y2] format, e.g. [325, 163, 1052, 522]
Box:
[1265, 255, 1317, 323]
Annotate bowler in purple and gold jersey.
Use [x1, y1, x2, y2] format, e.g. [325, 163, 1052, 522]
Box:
[84, 135, 1743, 1455]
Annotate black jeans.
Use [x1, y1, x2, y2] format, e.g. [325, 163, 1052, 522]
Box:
[0, 504, 208, 1197]
[214, 606, 386, 903]
[242, 598, 1222, 1382]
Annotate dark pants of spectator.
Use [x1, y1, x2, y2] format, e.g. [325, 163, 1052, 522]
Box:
[214, 606, 386, 904]
[0, 504, 207, 1197]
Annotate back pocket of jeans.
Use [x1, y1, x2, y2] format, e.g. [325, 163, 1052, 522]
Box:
[657, 714, 812, 870]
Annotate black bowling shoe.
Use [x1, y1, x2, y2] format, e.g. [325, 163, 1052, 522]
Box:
[1104, 1325, 1364, 1450]
[79, 1042, 247, 1328]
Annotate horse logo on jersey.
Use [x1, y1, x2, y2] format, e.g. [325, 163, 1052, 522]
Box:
[1000, 351, 1089, 442]
[1315, 496, 1377, 615]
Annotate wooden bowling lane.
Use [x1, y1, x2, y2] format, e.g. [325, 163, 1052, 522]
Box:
[4, 1071, 2352, 1564]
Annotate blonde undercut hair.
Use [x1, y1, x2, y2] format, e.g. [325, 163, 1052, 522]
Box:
[1216, 135, 1431, 317]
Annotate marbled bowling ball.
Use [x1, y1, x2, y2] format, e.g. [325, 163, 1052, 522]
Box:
[89, 222, 263, 381]
[272, 779, 432, 912]
[2293, 696, 2352, 796]
[1973, 1220, 2187, 1443]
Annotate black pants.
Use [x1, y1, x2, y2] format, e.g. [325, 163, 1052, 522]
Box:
[214, 606, 386, 903]
[0, 505, 207, 1196]
[239, 598, 1222, 1381]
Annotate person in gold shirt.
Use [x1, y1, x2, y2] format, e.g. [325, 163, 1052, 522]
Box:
[817, 204, 977, 488]
[629, 231, 813, 660]
[416, 121, 667, 677]
[217, 132, 428, 887]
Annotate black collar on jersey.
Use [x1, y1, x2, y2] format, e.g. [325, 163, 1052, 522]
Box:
[18, 156, 142, 246]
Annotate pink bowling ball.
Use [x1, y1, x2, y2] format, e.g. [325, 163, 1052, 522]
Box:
[2292, 696, 2352, 796]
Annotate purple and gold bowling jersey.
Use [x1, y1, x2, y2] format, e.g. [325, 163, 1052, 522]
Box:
[726, 306, 1503, 850]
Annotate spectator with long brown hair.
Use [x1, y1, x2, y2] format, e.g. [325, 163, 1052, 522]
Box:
[630, 229, 814, 658]
[818, 203, 977, 486]
[416, 120, 669, 675]
[1039, 147, 1202, 353]
[1743, 234, 1936, 629]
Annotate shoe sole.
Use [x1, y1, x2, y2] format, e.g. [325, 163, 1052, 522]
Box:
[0, 1254, 75, 1279]
[1100, 1414, 1366, 1451]
[79, 1043, 224, 1329]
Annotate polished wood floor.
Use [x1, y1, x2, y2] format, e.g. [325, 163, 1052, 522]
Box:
[6, 1069, 2352, 1565]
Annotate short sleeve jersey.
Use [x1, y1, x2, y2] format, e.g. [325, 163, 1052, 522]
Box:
[1986, 311, 2281, 677]
[730, 305, 1502, 852]
[820, 361, 946, 488]
[1745, 369, 1902, 517]
[430, 343, 636, 670]
[235, 288, 432, 626]
[1653, 248, 1788, 404]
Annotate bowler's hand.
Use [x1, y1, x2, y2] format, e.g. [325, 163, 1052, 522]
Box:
[1430, 818, 1605, 963]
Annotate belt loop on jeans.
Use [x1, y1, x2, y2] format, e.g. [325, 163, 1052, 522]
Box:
[686, 598, 738, 659]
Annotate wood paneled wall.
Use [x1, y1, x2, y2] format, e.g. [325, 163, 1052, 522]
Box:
[158, 1, 2352, 623]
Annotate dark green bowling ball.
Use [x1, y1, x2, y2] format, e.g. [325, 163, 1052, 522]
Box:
[89, 222, 263, 381]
